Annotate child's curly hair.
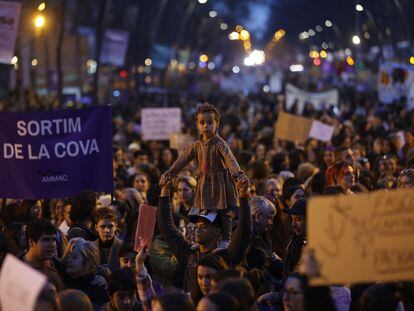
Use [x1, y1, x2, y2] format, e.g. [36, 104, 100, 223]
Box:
[195, 103, 221, 123]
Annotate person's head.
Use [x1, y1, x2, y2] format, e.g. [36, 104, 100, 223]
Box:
[52, 199, 65, 222]
[255, 144, 266, 160]
[323, 147, 336, 167]
[159, 147, 175, 167]
[94, 207, 117, 243]
[152, 291, 195, 311]
[326, 161, 355, 191]
[63, 202, 72, 227]
[197, 255, 229, 295]
[108, 268, 138, 311]
[57, 289, 93, 311]
[284, 199, 307, 237]
[131, 173, 150, 194]
[62, 238, 99, 278]
[70, 191, 97, 224]
[404, 129, 414, 147]
[133, 150, 149, 167]
[18, 200, 43, 222]
[189, 212, 221, 246]
[250, 196, 276, 233]
[334, 147, 354, 165]
[26, 219, 57, 261]
[215, 278, 256, 311]
[359, 284, 398, 311]
[118, 243, 136, 269]
[6, 222, 26, 249]
[196, 292, 239, 311]
[283, 273, 305, 311]
[272, 152, 290, 174]
[195, 103, 221, 139]
[398, 168, 414, 189]
[265, 178, 282, 197]
[35, 282, 60, 311]
[175, 176, 197, 205]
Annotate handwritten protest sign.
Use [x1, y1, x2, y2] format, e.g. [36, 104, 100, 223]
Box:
[275, 111, 313, 143]
[0, 254, 47, 311]
[309, 120, 335, 142]
[0, 106, 113, 198]
[308, 189, 414, 285]
[134, 204, 158, 250]
[170, 133, 193, 152]
[0, 1, 21, 64]
[142, 108, 181, 141]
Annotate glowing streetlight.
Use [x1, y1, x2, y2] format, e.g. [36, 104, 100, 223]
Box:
[410, 56, 414, 65]
[240, 29, 250, 41]
[235, 25, 243, 32]
[208, 10, 217, 18]
[308, 29, 316, 36]
[356, 4, 364, 11]
[320, 50, 328, 58]
[38, 2, 46, 11]
[144, 58, 152, 66]
[220, 23, 228, 30]
[315, 25, 322, 32]
[232, 66, 240, 73]
[34, 14, 45, 28]
[346, 56, 355, 66]
[198, 0, 207, 3]
[325, 20, 333, 27]
[229, 31, 239, 40]
[243, 50, 265, 67]
[352, 35, 361, 45]
[199, 54, 208, 62]
[31, 58, 38, 66]
[10, 56, 18, 65]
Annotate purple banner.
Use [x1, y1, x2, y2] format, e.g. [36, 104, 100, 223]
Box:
[0, 106, 113, 199]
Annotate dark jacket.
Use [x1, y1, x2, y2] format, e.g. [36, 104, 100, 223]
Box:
[67, 223, 97, 241]
[283, 234, 306, 278]
[158, 196, 251, 300]
[93, 236, 123, 272]
[63, 273, 109, 309]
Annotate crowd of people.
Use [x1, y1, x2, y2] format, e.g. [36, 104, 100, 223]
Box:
[1, 87, 414, 311]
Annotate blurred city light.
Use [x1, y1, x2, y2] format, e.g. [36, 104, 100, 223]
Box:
[309, 50, 319, 59]
[410, 56, 414, 65]
[313, 58, 321, 66]
[320, 50, 328, 58]
[235, 25, 243, 32]
[137, 66, 144, 73]
[290, 64, 304, 72]
[244, 50, 265, 66]
[209, 10, 217, 18]
[86, 59, 97, 74]
[356, 4, 364, 11]
[220, 23, 228, 30]
[34, 14, 45, 28]
[322, 42, 329, 49]
[10, 56, 18, 65]
[240, 30, 250, 41]
[38, 2, 46, 11]
[315, 25, 322, 32]
[299, 31, 309, 40]
[119, 70, 128, 78]
[274, 29, 286, 41]
[31, 58, 38, 66]
[263, 85, 270, 93]
[113, 90, 120, 97]
[232, 66, 240, 73]
[144, 58, 152, 66]
[207, 62, 215, 70]
[229, 31, 240, 40]
[188, 62, 196, 70]
[308, 29, 316, 36]
[199, 61, 207, 68]
[198, 0, 207, 3]
[346, 56, 355, 66]
[364, 32, 370, 39]
[199, 54, 208, 62]
[352, 35, 361, 45]
[325, 20, 333, 27]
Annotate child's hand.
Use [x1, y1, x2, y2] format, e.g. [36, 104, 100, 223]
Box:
[159, 174, 170, 187]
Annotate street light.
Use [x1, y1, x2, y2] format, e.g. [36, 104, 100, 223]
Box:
[198, 0, 207, 3]
[356, 4, 364, 11]
[34, 14, 45, 28]
[38, 2, 46, 11]
[352, 35, 361, 45]
[325, 20, 333, 27]
[208, 10, 217, 18]
[229, 31, 239, 40]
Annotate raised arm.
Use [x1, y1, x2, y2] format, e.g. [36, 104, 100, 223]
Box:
[157, 182, 192, 264]
[135, 244, 155, 311]
[228, 181, 252, 264]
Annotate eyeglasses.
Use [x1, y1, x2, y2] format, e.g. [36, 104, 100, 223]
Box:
[400, 169, 414, 177]
[282, 289, 303, 299]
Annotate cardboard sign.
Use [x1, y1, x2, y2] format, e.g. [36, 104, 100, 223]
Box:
[275, 111, 313, 144]
[141, 108, 181, 141]
[0, 106, 114, 199]
[309, 120, 335, 142]
[0, 1, 21, 64]
[134, 204, 158, 250]
[0, 254, 47, 311]
[170, 133, 193, 152]
[308, 189, 414, 285]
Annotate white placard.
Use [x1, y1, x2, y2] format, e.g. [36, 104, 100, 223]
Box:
[309, 120, 335, 142]
[141, 108, 181, 141]
[0, 1, 21, 64]
[0, 254, 47, 311]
